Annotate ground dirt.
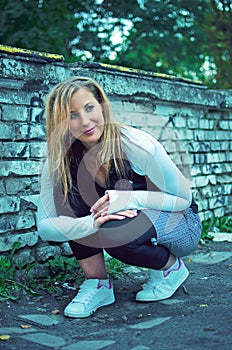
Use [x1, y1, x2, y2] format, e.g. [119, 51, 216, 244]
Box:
[1, 241, 232, 350]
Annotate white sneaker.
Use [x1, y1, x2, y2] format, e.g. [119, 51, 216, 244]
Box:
[64, 279, 115, 318]
[136, 258, 189, 302]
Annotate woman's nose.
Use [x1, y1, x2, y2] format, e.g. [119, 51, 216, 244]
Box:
[79, 111, 90, 126]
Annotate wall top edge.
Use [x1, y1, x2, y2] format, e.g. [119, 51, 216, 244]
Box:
[69, 61, 206, 88]
[0, 45, 204, 87]
[0, 44, 64, 62]
[0, 45, 231, 109]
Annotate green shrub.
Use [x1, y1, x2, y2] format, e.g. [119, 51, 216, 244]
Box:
[201, 216, 232, 242]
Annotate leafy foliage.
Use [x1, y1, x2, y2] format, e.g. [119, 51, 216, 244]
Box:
[0, 242, 39, 301]
[105, 257, 125, 278]
[0, 242, 83, 300]
[0, 242, 124, 300]
[110, 0, 232, 88]
[42, 256, 84, 295]
[0, 0, 231, 88]
[200, 216, 232, 242]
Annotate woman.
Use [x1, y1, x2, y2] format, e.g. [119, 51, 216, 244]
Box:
[37, 76, 202, 318]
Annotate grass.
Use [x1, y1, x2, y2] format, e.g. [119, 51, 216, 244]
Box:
[0, 216, 231, 301]
[0, 244, 125, 301]
[200, 216, 232, 242]
[0, 242, 39, 301]
[0, 245, 84, 301]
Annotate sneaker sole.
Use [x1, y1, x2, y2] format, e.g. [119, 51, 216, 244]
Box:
[136, 268, 189, 302]
[64, 295, 115, 318]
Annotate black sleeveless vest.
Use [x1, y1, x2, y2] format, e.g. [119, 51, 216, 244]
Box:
[53, 140, 148, 218]
[54, 140, 198, 217]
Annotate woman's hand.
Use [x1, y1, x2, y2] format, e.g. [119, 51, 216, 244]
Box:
[91, 193, 110, 218]
[93, 209, 137, 228]
[91, 193, 137, 228]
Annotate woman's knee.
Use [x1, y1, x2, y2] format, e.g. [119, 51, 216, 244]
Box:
[105, 236, 145, 263]
[105, 244, 130, 261]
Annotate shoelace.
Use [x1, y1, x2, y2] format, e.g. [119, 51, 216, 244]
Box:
[72, 285, 97, 304]
[142, 272, 165, 289]
[142, 278, 173, 293]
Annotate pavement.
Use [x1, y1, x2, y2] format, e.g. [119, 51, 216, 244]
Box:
[0, 237, 232, 350]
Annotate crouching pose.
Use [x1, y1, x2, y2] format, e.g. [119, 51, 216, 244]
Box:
[37, 76, 202, 318]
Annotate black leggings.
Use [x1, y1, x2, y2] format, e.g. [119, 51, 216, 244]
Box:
[69, 211, 170, 270]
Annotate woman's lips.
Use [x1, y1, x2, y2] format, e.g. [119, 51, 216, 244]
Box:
[84, 126, 95, 135]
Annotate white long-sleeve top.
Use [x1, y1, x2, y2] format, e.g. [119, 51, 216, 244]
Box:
[37, 126, 192, 242]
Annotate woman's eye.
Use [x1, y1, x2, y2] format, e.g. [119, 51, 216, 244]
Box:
[70, 112, 79, 119]
[86, 105, 94, 113]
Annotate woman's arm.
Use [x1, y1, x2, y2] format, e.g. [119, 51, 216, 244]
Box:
[106, 189, 189, 213]
[104, 127, 192, 214]
[37, 159, 98, 242]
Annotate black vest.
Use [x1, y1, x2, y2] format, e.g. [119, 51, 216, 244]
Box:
[53, 141, 147, 218]
[54, 140, 198, 217]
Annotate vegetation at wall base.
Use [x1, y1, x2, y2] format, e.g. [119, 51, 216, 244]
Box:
[200, 216, 232, 243]
[0, 216, 231, 301]
[0, 242, 39, 301]
[0, 243, 125, 301]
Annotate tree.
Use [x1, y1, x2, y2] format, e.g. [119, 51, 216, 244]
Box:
[0, 0, 231, 88]
[0, 0, 128, 62]
[108, 0, 232, 89]
[202, 0, 232, 88]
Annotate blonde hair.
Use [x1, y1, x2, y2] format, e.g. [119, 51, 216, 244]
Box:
[45, 76, 127, 199]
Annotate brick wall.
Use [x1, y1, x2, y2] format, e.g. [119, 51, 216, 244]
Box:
[0, 47, 231, 264]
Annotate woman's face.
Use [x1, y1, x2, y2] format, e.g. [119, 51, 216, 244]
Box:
[69, 88, 104, 149]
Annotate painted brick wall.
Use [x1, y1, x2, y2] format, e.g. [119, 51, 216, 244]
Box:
[0, 47, 231, 264]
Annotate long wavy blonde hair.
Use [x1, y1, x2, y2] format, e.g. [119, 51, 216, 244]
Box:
[45, 76, 127, 199]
